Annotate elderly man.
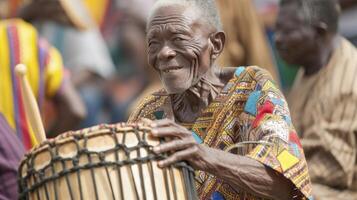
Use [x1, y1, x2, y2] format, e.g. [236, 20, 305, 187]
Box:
[19, 0, 115, 127]
[129, 0, 312, 199]
[275, 0, 357, 199]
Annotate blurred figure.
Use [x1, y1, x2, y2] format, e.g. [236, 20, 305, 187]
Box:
[254, 0, 299, 92]
[82, 0, 111, 28]
[0, 19, 85, 149]
[0, 113, 25, 200]
[339, 0, 357, 45]
[103, 0, 159, 121]
[275, 0, 357, 199]
[216, 0, 279, 82]
[0, 0, 22, 19]
[35, 23, 115, 127]
[19, 0, 115, 127]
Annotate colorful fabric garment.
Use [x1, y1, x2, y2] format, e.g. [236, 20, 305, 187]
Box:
[0, 113, 25, 200]
[288, 37, 357, 199]
[129, 66, 312, 199]
[0, 19, 65, 150]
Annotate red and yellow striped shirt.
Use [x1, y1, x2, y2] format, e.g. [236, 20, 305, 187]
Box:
[0, 19, 64, 150]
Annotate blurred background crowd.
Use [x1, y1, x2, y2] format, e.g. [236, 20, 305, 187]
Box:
[0, 0, 356, 135]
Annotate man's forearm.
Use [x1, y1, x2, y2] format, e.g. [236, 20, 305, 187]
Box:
[203, 147, 295, 200]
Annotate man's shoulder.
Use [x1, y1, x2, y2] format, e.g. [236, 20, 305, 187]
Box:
[128, 89, 168, 122]
[328, 37, 357, 96]
[232, 66, 278, 89]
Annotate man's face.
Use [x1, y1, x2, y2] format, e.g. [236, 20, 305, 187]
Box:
[275, 3, 317, 65]
[147, 4, 213, 94]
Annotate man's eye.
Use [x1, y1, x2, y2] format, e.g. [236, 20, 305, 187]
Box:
[148, 41, 159, 47]
[173, 37, 185, 42]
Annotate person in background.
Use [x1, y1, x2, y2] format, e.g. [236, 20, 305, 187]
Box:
[108, 0, 160, 120]
[0, 19, 86, 149]
[19, 0, 115, 127]
[275, 0, 357, 199]
[215, 0, 279, 82]
[0, 113, 25, 200]
[254, 0, 299, 92]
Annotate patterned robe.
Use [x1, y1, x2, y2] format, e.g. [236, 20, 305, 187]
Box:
[129, 66, 312, 199]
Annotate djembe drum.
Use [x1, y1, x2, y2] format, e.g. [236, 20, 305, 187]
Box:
[18, 123, 198, 200]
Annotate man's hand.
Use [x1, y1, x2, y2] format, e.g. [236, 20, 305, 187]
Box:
[143, 118, 216, 171]
[141, 119, 297, 200]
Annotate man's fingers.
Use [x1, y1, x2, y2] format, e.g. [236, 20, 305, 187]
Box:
[151, 126, 185, 138]
[153, 139, 195, 154]
[157, 147, 197, 168]
[150, 118, 176, 128]
[140, 118, 153, 125]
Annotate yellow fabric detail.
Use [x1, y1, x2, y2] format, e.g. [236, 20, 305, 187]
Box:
[83, 0, 108, 25]
[277, 150, 300, 172]
[16, 20, 39, 147]
[17, 20, 40, 98]
[45, 47, 64, 97]
[0, 20, 14, 129]
[262, 80, 276, 91]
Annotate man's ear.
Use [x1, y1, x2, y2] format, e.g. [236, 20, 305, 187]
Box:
[210, 31, 225, 61]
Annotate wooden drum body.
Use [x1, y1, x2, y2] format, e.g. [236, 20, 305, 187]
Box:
[18, 123, 197, 200]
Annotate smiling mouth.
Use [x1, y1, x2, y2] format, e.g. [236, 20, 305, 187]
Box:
[162, 66, 183, 73]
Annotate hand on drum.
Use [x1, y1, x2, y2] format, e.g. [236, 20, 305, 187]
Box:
[142, 118, 217, 172]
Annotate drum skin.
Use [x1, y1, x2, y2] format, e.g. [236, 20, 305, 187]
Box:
[18, 123, 197, 200]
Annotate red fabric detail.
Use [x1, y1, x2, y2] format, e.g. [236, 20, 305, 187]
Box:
[289, 132, 302, 148]
[10, 24, 32, 150]
[252, 101, 274, 128]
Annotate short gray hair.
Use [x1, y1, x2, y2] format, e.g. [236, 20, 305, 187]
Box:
[149, 0, 223, 31]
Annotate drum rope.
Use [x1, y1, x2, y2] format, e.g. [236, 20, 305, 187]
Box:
[18, 124, 197, 200]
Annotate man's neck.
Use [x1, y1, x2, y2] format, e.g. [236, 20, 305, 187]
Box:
[169, 66, 231, 123]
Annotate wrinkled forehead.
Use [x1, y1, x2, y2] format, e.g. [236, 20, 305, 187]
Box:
[147, 3, 200, 32]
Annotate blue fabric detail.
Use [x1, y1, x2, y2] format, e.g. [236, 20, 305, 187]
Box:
[192, 131, 203, 144]
[244, 91, 261, 116]
[271, 98, 284, 106]
[255, 84, 262, 91]
[308, 196, 314, 200]
[154, 111, 164, 120]
[234, 66, 245, 77]
[283, 115, 292, 125]
[212, 191, 225, 200]
[289, 143, 301, 158]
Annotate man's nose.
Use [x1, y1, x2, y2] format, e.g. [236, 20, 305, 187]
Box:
[158, 45, 176, 61]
